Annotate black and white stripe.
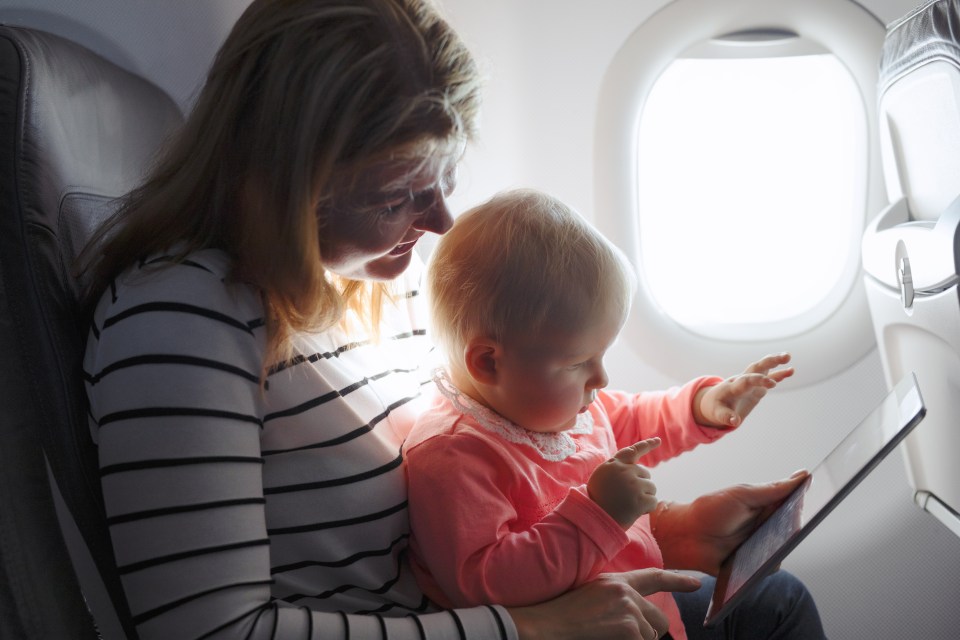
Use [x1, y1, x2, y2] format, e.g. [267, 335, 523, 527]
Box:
[84, 249, 514, 640]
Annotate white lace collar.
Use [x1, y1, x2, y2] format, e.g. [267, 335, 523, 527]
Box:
[432, 369, 594, 462]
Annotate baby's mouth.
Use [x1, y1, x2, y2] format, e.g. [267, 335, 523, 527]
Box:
[579, 390, 599, 413]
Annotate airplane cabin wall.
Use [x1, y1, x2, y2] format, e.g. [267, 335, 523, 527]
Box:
[439, 1, 960, 638]
[1, 0, 958, 637]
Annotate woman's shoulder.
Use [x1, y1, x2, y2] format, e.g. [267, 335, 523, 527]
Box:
[99, 247, 262, 320]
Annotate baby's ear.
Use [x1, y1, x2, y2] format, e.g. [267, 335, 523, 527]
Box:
[464, 337, 501, 385]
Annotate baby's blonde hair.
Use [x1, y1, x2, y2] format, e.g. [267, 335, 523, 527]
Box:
[428, 189, 636, 364]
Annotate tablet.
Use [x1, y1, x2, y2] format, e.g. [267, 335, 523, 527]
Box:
[704, 372, 926, 628]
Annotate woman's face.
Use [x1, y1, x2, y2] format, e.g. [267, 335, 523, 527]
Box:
[319, 156, 457, 281]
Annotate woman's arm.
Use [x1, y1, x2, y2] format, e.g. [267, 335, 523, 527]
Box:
[86, 259, 278, 639]
[509, 569, 701, 640]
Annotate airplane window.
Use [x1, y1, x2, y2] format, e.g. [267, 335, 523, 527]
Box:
[593, 0, 886, 384]
[637, 48, 864, 339]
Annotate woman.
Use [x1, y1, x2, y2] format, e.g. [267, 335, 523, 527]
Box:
[79, 1, 810, 638]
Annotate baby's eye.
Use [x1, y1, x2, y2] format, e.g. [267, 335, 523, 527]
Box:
[567, 361, 587, 370]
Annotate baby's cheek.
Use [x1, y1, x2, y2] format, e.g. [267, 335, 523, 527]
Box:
[551, 405, 582, 430]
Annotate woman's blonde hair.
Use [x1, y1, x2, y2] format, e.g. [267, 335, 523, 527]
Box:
[428, 188, 636, 364]
[78, 0, 482, 368]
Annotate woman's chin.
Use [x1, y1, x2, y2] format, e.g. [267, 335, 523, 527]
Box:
[363, 250, 416, 281]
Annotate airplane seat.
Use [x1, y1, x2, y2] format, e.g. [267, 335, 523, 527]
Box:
[0, 25, 182, 638]
[861, 0, 960, 539]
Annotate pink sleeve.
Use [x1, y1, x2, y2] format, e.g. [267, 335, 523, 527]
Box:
[598, 376, 728, 466]
[405, 433, 629, 608]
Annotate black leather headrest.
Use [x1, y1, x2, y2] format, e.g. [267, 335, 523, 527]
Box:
[0, 24, 183, 281]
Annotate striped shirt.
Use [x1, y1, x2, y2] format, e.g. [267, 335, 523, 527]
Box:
[83, 248, 516, 640]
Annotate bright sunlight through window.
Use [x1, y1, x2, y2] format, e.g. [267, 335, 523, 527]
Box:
[637, 54, 863, 338]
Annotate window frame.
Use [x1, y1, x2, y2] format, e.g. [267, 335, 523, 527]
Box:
[593, 0, 886, 385]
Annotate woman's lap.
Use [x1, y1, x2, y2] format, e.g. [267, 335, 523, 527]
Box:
[670, 570, 826, 640]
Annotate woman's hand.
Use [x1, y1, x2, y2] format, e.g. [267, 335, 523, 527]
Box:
[694, 353, 794, 428]
[509, 568, 701, 640]
[653, 470, 810, 575]
[588, 438, 661, 528]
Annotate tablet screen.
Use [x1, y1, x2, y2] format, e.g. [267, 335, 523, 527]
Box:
[704, 372, 925, 627]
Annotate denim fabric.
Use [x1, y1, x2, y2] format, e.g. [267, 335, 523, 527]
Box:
[669, 570, 827, 640]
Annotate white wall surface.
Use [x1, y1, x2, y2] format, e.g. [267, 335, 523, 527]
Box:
[3, 0, 958, 637]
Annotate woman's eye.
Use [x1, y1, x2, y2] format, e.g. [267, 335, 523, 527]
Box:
[412, 190, 436, 212]
[378, 192, 431, 219]
[378, 198, 412, 219]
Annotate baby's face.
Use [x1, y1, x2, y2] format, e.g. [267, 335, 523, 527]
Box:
[488, 304, 625, 433]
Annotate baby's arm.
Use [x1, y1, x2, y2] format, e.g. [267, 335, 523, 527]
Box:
[405, 434, 632, 608]
[694, 352, 794, 429]
[601, 354, 793, 467]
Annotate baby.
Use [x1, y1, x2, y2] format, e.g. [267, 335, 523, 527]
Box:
[403, 188, 793, 639]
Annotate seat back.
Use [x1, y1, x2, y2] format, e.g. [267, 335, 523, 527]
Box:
[861, 0, 960, 538]
[877, 0, 960, 220]
[0, 25, 182, 638]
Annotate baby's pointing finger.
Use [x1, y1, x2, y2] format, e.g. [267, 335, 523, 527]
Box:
[613, 437, 661, 464]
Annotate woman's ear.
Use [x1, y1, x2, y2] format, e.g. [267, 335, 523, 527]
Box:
[464, 337, 501, 385]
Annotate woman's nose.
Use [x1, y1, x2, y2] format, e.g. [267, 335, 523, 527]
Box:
[414, 195, 454, 235]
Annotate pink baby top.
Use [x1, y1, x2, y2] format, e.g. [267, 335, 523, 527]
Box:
[404, 371, 728, 640]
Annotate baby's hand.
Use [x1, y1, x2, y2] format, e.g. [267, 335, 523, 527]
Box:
[587, 438, 661, 529]
[695, 352, 794, 429]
